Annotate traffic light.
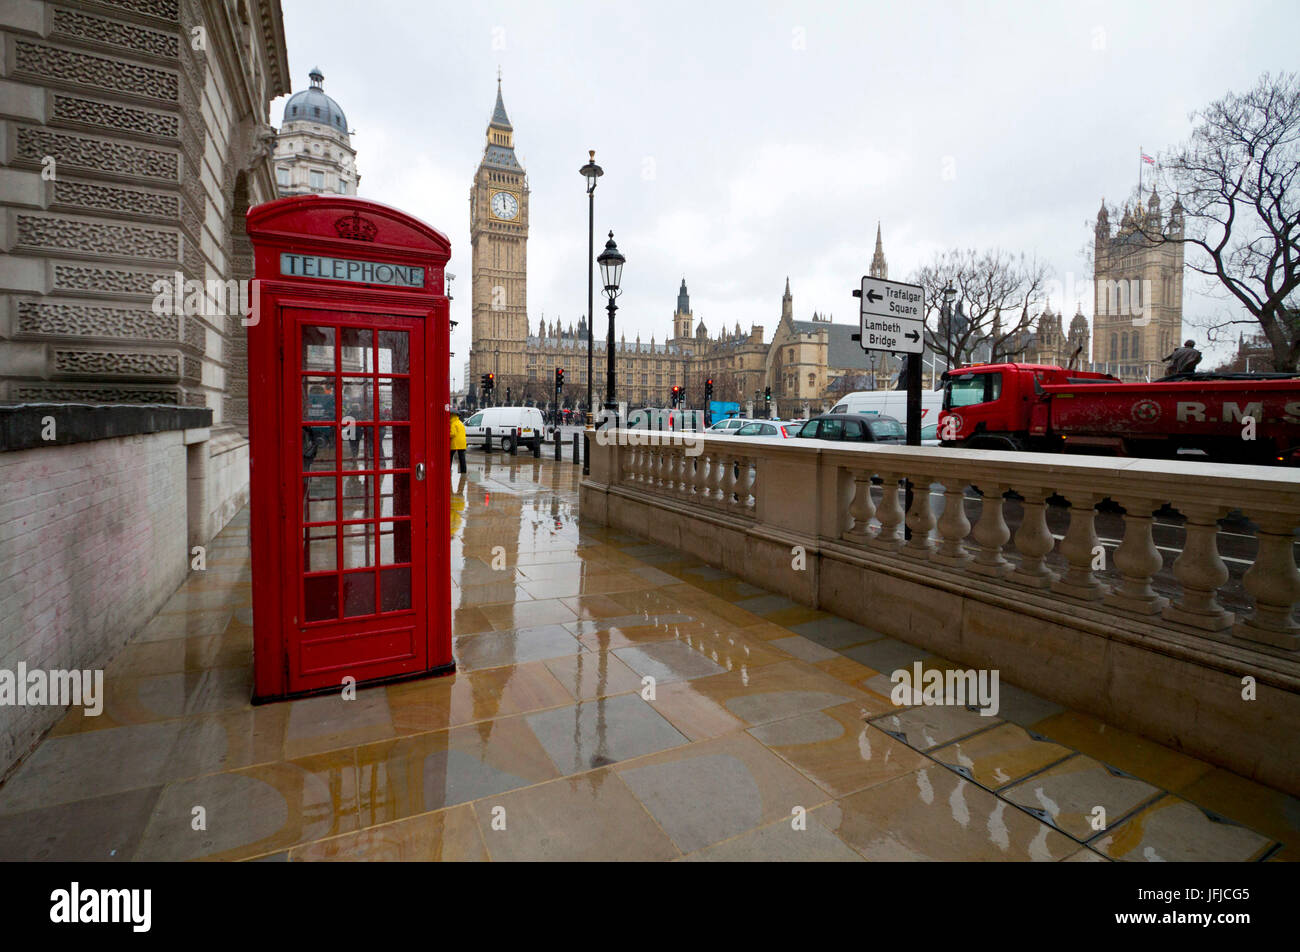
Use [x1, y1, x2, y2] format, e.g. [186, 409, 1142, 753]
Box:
[555, 367, 564, 395]
[480, 373, 491, 394]
[671, 385, 682, 408]
[764, 386, 772, 406]
[505, 386, 511, 404]
[705, 378, 714, 400]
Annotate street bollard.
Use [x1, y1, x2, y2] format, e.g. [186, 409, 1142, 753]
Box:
[573, 432, 581, 467]
[582, 432, 589, 475]
[510, 427, 519, 456]
[533, 429, 541, 458]
[484, 427, 492, 452]
[554, 428, 561, 460]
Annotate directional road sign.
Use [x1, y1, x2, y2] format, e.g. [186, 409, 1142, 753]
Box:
[857, 276, 925, 354]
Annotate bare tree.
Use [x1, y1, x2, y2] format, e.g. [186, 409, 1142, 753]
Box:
[1148, 72, 1300, 371]
[910, 248, 1052, 370]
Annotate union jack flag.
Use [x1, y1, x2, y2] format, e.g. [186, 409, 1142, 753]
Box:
[1141, 152, 1155, 165]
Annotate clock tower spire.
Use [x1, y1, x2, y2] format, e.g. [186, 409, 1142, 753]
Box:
[470, 77, 529, 395]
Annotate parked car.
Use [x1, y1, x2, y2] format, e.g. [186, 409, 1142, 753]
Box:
[734, 421, 796, 438]
[461, 406, 545, 452]
[706, 417, 755, 435]
[795, 413, 906, 444]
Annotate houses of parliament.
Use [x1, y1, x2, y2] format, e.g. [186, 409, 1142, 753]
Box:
[466, 81, 1171, 411]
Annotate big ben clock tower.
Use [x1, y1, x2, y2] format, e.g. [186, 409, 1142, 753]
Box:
[469, 77, 529, 395]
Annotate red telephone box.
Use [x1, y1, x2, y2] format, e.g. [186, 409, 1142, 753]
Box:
[245, 195, 453, 702]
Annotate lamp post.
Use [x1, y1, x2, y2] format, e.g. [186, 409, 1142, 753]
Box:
[941, 282, 957, 377]
[597, 230, 625, 420]
[579, 150, 603, 425]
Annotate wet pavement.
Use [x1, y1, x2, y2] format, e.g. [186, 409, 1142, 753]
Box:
[0, 452, 1296, 861]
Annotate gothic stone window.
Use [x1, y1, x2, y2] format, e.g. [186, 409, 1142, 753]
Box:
[1110, 334, 1118, 361]
[310, 169, 324, 189]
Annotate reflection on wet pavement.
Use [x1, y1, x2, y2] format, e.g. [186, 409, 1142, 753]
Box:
[0, 453, 1294, 861]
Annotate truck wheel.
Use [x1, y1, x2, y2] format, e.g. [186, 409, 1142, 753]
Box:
[501, 435, 515, 454]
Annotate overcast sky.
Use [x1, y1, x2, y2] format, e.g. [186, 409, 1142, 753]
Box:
[275, 0, 1298, 381]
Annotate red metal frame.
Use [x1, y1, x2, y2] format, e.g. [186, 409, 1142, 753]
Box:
[246, 196, 452, 702]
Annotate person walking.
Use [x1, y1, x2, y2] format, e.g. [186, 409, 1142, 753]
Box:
[1162, 339, 1202, 376]
[449, 410, 467, 474]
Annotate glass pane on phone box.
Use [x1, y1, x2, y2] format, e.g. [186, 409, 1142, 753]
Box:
[304, 574, 338, 623]
[377, 426, 410, 468]
[379, 472, 410, 518]
[378, 330, 409, 374]
[302, 426, 336, 471]
[378, 378, 410, 421]
[381, 567, 411, 612]
[302, 476, 336, 522]
[340, 473, 373, 520]
[340, 327, 373, 373]
[342, 521, 376, 569]
[341, 426, 375, 471]
[302, 377, 335, 421]
[301, 326, 335, 371]
[340, 378, 374, 422]
[379, 520, 411, 565]
[302, 526, 337, 572]
[343, 572, 376, 618]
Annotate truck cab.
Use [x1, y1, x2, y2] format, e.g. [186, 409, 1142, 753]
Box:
[939, 363, 1117, 450]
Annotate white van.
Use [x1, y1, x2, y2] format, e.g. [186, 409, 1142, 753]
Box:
[828, 389, 942, 427]
[461, 406, 545, 452]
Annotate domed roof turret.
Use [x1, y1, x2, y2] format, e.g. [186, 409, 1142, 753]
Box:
[283, 67, 349, 136]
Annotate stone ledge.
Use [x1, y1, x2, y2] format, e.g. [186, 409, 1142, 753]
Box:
[0, 402, 213, 452]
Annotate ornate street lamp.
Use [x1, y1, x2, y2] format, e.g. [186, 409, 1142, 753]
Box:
[579, 150, 603, 425]
[597, 230, 625, 418]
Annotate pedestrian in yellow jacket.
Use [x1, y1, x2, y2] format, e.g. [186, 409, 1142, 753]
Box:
[450, 412, 467, 474]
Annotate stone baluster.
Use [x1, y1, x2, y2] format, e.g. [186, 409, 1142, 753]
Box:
[665, 448, 680, 494]
[1051, 493, 1106, 601]
[1233, 513, 1299, 649]
[694, 452, 711, 500]
[707, 453, 722, 504]
[675, 448, 689, 495]
[968, 484, 1012, 577]
[903, 476, 936, 557]
[721, 454, 738, 509]
[1162, 504, 1233, 630]
[735, 456, 756, 510]
[627, 445, 641, 484]
[1104, 496, 1168, 615]
[871, 474, 905, 550]
[930, 480, 971, 567]
[842, 469, 876, 543]
[1010, 486, 1057, 588]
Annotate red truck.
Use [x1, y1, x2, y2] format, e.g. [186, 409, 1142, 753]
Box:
[938, 362, 1300, 465]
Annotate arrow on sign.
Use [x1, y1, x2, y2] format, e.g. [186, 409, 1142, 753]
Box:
[905, 329, 920, 343]
[865, 289, 882, 304]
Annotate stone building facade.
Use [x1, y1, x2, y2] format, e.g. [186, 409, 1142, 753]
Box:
[271, 65, 357, 197]
[1093, 190, 1185, 381]
[0, 0, 289, 535]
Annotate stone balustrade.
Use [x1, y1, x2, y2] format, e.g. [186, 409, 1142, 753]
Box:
[582, 431, 1300, 794]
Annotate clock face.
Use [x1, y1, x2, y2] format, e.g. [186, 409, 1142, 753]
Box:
[491, 191, 519, 220]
